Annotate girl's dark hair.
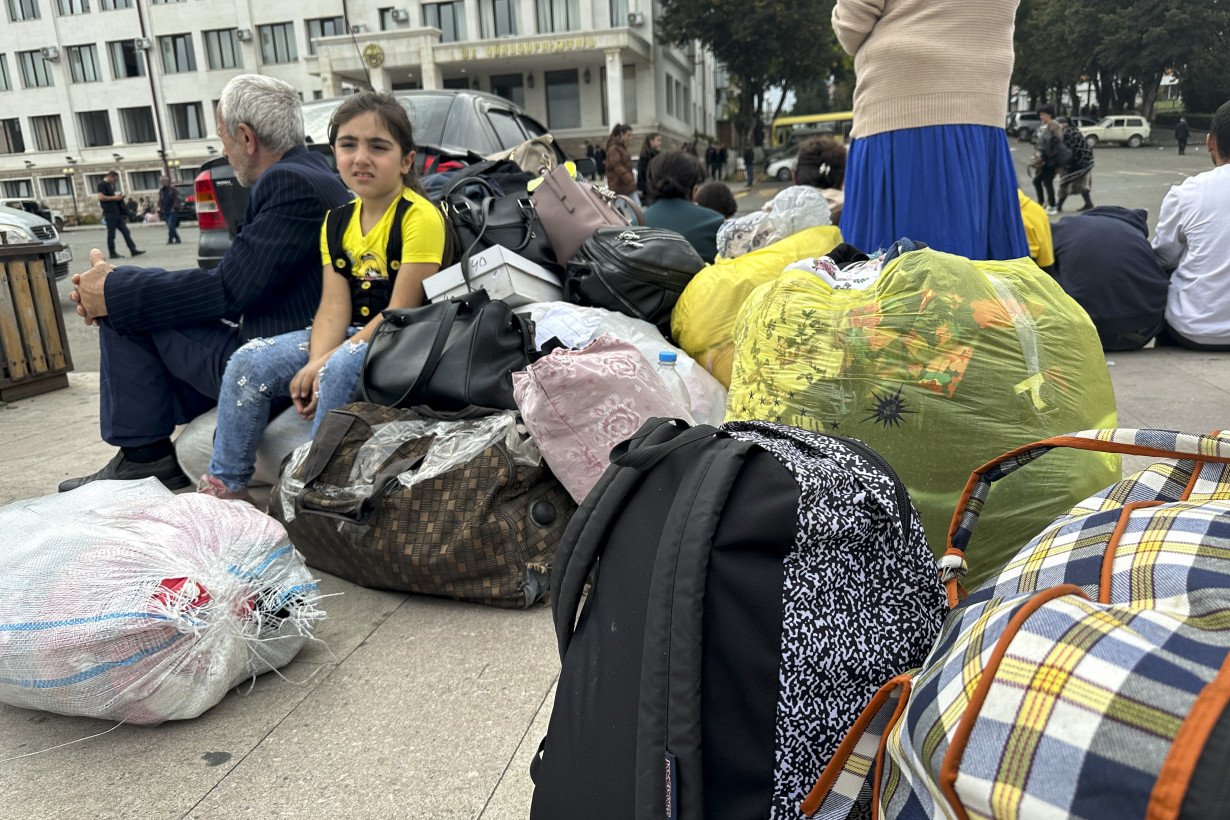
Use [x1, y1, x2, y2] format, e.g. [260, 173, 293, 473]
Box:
[648, 151, 705, 200]
[327, 91, 426, 196]
[640, 131, 662, 155]
[695, 181, 738, 218]
[794, 136, 847, 190]
[607, 123, 632, 147]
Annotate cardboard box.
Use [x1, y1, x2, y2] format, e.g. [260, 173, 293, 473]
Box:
[423, 245, 563, 307]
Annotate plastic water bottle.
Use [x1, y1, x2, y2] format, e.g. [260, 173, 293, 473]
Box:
[655, 351, 695, 424]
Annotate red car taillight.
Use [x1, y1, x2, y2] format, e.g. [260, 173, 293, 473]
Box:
[194, 169, 226, 231]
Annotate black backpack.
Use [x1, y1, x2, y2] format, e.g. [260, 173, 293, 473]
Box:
[562, 226, 705, 339]
[529, 418, 948, 820]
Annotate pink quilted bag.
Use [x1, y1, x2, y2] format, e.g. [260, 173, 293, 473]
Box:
[512, 334, 686, 503]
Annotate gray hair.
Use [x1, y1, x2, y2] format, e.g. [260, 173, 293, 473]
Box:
[217, 74, 304, 154]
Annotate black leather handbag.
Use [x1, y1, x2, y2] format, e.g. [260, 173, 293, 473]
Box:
[562, 227, 706, 338]
[361, 290, 536, 413]
[439, 165, 563, 276]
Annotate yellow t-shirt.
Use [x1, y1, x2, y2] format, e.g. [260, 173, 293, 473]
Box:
[1017, 189, 1054, 268]
[319, 187, 446, 320]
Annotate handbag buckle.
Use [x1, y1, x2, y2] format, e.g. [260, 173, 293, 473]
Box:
[617, 230, 644, 248]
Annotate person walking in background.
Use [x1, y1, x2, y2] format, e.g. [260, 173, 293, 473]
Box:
[705, 143, 718, 179]
[743, 144, 756, 188]
[1055, 115, 1095, 212]
[97, 171, 145, 260]
[584, 141, 596, 179]
[158, 175, 182, 245]
[1031, 105, 1066, 214]
[832, 0, 1028, 259]
[605, 124, 637, 204]
[637, 132, 663, 206]
[1174, 116, 1190, 155]
[717, 144, 729, 180]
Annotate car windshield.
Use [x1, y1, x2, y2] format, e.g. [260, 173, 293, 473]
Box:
[301, 94, 455, 146]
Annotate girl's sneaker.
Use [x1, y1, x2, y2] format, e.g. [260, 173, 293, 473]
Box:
[196, 474, 255, 505]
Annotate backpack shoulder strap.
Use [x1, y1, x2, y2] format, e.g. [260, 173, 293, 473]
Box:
[634, 435, 756, 820]
[384, 194, 413, 279]
[326, 201, 357, 273]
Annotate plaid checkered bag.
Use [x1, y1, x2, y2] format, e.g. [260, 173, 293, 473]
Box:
[800, 428, 1230, 820]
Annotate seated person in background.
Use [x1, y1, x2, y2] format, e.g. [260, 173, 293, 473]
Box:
[62, 74, 352, 492]
[642, 151, 724, 263]
[716, 136, 846, 258]
[1017, 189, 1054, 270]
[1051, 206, 1168, 352]
[695, 181, 738, 219]
[1152, 99, 1230, 351]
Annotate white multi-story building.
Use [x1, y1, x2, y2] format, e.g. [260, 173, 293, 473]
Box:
[0, 0, 719, 221]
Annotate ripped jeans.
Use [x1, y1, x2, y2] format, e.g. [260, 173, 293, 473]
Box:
[208, 327, 365, 491]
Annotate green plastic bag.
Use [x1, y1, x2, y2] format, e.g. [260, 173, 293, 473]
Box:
[727, 249, 1119, 586]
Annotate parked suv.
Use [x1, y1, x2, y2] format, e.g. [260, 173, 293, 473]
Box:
[0, 204, 73, 278]
[195, 90, 566, 269]
[1082, 116, 1151, 148]
[1006, 111, 1041, 139]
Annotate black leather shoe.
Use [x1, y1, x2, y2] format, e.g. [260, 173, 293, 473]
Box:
[130, 249, 146, 257]
[59, 451, 191, 493]
[109, 253, 124, 259]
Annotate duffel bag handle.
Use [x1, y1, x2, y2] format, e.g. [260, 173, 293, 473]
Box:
[945, 428, 1230, 602]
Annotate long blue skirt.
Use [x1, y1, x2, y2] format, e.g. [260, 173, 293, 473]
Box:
[842, 124, 1029, 261]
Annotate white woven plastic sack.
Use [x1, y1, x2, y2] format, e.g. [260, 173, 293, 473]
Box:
[0, 479, 325, 725]
[519, 301, 728, 425]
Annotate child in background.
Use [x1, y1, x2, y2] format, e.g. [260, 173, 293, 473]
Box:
[199, 91, 446, 501]
[695, 181, 738, 219]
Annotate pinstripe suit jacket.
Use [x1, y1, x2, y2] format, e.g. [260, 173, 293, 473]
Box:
[105, 146, 351, 341]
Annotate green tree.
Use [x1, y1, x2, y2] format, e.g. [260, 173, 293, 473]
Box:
[657, 0, 840, 147]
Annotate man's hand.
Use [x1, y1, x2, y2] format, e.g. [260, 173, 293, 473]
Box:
[69, 249, 113, 326]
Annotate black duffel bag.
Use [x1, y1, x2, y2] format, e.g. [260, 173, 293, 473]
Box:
[361, 289, 536, 413]
[438, 162, 563, 276]
[562, 227, 705, 338]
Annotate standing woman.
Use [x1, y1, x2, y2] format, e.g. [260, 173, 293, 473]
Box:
[637, 131, 663, 205]
[1055, 115, 1095, 212]
[832, 0, 1028, 260]
[605, 124, 637, 203]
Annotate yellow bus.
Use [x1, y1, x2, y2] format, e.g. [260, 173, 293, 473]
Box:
[769, 111, 856, 149]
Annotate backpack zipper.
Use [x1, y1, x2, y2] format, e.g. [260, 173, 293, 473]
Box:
[829, 434, 914, 537]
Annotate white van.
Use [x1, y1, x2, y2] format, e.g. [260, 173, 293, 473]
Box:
[1082, 116, 1151, 148]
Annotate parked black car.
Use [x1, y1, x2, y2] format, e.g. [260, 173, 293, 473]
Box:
[195, 90, 568, 269]
[173, 182, 198, 222]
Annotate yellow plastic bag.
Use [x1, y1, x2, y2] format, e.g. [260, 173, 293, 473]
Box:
[727, 249, 1119, 587]
[671, 225, 842, 387]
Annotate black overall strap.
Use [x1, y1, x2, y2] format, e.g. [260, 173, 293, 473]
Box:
[383, 195, 413, 280]
[326, 201, 357, 272]
[634, 435, 755, 820]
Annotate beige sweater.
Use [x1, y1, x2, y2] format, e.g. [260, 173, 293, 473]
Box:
[832, 0, 1019, 139]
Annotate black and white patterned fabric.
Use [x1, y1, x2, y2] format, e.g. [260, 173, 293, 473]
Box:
[723, 421, 947, 819]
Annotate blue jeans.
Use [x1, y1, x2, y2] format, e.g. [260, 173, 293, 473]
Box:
[165, 211, 180, 243]
[208, 327, 366, 491]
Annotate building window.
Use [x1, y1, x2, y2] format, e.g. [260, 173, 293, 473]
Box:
[665, 74, 673, 117]
[609, 0, 626, 27]
[258, 23, 297, 65]
[169, 102, 206, 140]
[100, 0, 133, 8]
[30, 114, 65, 151]
[107, 39, 146, 78]
[66, 44, 101, 83]
[85, 172, 108, 192]
[536, 0, 578, 33]
[129, 170, 160, 190]
[683, 85, 691, 124]
[6, 0, 40, 21]
[480, 0, 516, 37]
[0, 119, 24, 154]
[42, 176, 72, 196]
[78, 110, 113, 146]
[2, 180, 34, 198]
[422, 2, 465, 42]
[56, 0, 89, 14]
[159, 33, 196, 74]
[490, 73, 524, 108]
[545, 69, 580, 129]
[0, 54, 10, 91]
[119, 106, 156, 143]
[379, 7, 397, 29]
[203, 28, 242, 70]
[305, 16, 344, 55]
[17, 51, 54, 88]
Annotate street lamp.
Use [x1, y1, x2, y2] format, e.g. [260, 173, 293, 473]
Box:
[61, 167, 81, 225]
[168, 158, 181, 182]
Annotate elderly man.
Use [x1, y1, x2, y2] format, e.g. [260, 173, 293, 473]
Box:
[62, 74, 351, 492]
[1152, 100, 1230, 351]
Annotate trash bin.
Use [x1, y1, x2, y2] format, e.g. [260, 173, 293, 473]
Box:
[0, 243, 73, 401]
